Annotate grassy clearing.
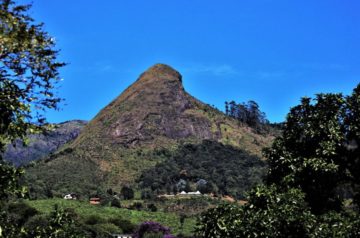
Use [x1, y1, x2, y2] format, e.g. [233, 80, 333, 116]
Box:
[26, 198, 196, 235]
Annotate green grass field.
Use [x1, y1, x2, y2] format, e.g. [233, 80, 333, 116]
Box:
[26, 198, 197, 235]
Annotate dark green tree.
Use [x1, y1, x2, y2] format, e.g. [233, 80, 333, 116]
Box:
[0, 0, 65, 197]
[0, 1, 70, 237]
[121, 186, 134, 200]
[111, 198, 121, 208]
[225, 101, 229, 115]
[197, 84, 360, 237]
[265, 90, 360, 214]
[26, 206, 84, 238]
[0, 0, 65, 149]
[224, 100, 269, 133]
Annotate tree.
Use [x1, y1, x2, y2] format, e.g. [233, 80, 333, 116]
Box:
[0, 0, 65, 150]
[196, 186, 315, 238]
[265, 89, 360, 214]
[228, 100, 236, 117]
[197, 84, 360, 237]
[176, 179, 187, 192]
[184, 181, 191, 193]
[111, 198, 121, 208]
[121, 186, 134, 200]
[0, 0, 66, 236]
[147, 203, 157, 212]
[26, 205, 84, 238]
[0, 0, 64, 196]
[224, 100, 269, 133]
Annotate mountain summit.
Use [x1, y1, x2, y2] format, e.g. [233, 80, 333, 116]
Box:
[26, 64, 274, 196]
[141, 63, 183, 82]
[75, 63, 249, 148]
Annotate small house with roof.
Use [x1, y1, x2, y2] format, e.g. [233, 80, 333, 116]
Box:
[89, 197, 101, 205]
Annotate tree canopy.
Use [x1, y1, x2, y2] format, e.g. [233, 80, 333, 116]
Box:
[0, 0, 65, 151]
[197, 84, 360, 237]
[0, 1, 74, 237]
[265, 86, 360, 214]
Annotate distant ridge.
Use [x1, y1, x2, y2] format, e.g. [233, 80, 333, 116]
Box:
[4, 120, 87, 166]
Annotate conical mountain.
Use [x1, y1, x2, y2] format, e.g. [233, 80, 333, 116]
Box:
[75, 63, 217, 147]
[26, 64, 274, 197]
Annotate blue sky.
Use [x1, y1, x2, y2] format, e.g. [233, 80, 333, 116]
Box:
[26, 0, 359, 122]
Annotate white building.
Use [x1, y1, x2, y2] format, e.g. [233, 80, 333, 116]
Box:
[111, 234, 132, 238]
[63, 193, 77, 200]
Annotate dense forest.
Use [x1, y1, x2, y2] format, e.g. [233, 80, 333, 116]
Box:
[138, 140, 267, 199]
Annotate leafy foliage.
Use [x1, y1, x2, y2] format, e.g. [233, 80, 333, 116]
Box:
[0, 0, 71, 237]
[0, 203, 85, 238]
[121, 186, 135, 200]
[27, 205, 84, 238]
[0, 161, 26, 199]
[265, 86, 360, 214]
[197, 84, 360, 237]
[0, 0, 65, 149]
[110, 198, 121, 208]
[0, 0, 64, 196]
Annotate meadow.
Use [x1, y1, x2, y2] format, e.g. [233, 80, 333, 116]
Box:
[26, 198, 197, 236]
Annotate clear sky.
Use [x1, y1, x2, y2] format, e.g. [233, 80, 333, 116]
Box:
[25, 0, 359, 123]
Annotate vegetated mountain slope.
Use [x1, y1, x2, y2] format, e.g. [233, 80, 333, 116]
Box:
[138, 140, 267, 199]
[25, 64, 275, 198]
[3, 120, 87, 166]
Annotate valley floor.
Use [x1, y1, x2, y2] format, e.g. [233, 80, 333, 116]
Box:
[26, 198, 197, 236]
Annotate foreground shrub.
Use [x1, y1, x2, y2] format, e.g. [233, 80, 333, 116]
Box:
[133, 221, 175, 238]
[197, 84, 360, 237]
[109, 217, 136, 233]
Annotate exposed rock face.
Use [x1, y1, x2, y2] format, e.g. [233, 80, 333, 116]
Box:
[108, 64, 193, 143]
[3, 120, 87, 166]
[77, 64, 223, 148]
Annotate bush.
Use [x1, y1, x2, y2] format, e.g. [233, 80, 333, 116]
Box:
[109, 217, 136, 233]
[147, 203, 157, 212]
[86, 223, 120, 238]
[197, 85, 360, 237]
[132, 221, 173, 238]
[141, 189, 155, 200]
[111, 198, 121, 208]
[121, 186, 135, 200]
[24, 214, 49, 231]
[130, 202, 143, 211]
[6, 201, 38, 226]
[85, 215, 105, 225]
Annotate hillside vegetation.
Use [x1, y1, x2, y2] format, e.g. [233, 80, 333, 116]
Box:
[138, 140, 266, 199]
[25, 64, 275, 199]
[25, 199, 196, 236]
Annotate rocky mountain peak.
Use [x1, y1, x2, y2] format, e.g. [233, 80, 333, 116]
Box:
[134, 64, 183, 89]
[72, 64, 272, 151]
[142, 63, 182, 83]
